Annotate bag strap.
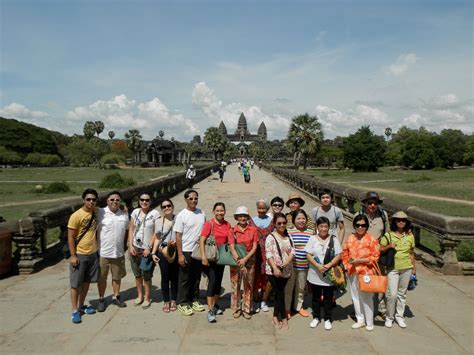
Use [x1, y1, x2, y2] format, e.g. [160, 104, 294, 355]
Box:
[160, 216, 175, 245]
[323, 235, 336, 264]
[75, 211, 95, 247]
[370, 261, 383, 276]
[271, 233, 284, 261]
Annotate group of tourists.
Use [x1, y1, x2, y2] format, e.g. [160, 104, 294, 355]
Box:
[67, 187, 416, 333]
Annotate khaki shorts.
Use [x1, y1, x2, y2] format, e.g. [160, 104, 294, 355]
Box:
[99, 255, 127, 281]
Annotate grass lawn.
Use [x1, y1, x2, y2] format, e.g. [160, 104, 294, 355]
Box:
[0, 166, 184, 222]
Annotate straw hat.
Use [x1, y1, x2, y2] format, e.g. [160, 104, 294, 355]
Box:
[392, 211, 408, 219]
[285, 192, 305, 207]
[162, 244, 176, 263]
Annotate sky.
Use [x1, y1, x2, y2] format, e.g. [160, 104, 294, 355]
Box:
[1, 0, 473, 141]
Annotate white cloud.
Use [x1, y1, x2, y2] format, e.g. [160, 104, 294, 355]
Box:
[192, 81, 291, 140]
[385, 53, 419, 76]
[0, 102, 49, 119]
[66, 94, 200, 140]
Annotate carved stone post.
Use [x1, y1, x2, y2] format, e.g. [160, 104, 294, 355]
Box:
[346, 198, 357, 214]
[439, 235, 462, 275]
[11, 217, 45, 274]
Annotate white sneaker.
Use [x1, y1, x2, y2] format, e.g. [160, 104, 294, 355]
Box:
[310, 318, 320, 328]
[324, 320, 332, 330]
[366, 324, 374, 331]
[261, 301, 269, 312]
[385, 319, 393, 328]
[254, 302, 260, 313]
[352, 322, 365, 329]
[396, 318, 407, 328]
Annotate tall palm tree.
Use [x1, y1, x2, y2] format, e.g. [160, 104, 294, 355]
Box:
[125, 129, 142, 165]
[94, 121, 105, 137]
[108, 130, 115, 140]
[204, 127, 227, 160]
[83, 121, 96, 141]
[286, 113, 323, 169]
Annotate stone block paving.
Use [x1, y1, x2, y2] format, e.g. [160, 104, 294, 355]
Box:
[0, 165, 472, 354]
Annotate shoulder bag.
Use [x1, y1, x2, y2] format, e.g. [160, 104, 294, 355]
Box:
[217, 230, 247, 266]
[358, 261, 388, 293]
[191, 220, 219, 262]
[379, 233, 396, 268]
[62, 212, 95, 259]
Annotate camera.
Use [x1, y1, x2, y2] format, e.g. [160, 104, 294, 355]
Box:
[136, 237, 142, 243]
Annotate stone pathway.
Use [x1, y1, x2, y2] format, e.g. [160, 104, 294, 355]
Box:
[0, 165, 472, 354]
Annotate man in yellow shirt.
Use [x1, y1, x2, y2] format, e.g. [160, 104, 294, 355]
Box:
[67, 188, 99, 324]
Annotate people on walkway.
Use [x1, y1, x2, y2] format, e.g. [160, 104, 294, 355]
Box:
[67, 188, 99, 323]
[242, 164, 251, 183]
[305, 216, 342, 331]
[174, 189, 206, 316]
[342, 214, 380, 331]
[151, 199, 179, 313]
[266, 213, 295, 330]
[128, 192, 160, 309]
[285, 192, 315, 232]
[380, 211, 416, 329]
[186, 165, 196, 188]
[250, 198, 274, 313]
[200, 202, 233, 323]
[284, 209, 313, 318]
[230, 206, 258, 319]
[97, 191, 129, 312]
[218, 165, 225, 182]
[311, 190, 345, 245]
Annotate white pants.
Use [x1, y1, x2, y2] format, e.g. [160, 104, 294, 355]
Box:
[348, 274, 374, 326]
[284, 269, 308, 311]
[386, 268, 412, 321]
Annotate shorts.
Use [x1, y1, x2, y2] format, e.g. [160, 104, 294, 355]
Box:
[129, 253, 154, 281]
[99, 255, 127, 281]
[70, 253, 99, 288]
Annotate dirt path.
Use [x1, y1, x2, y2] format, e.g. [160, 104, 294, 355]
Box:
[347, 184, 474, 206]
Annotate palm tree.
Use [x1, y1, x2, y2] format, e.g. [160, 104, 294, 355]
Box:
[108, 130, 115, 140]
[204, 127, 227, 160]
[94, 121, 105, 137]
[125, 129, 142, 165]
[83, 121, 96, 141]
[286, 113, 323, 169]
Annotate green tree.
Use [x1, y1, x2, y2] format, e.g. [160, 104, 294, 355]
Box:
[343, 126, 386, 172]
[125, 129, 142, 165]
[108, 130, 115, 140]
[0, 146, 23, 164]
[83, 121, 96, 141]
[463, 135, 474, 165]
[204, 127, 227, 160]
[249, 140, 271, 161]
[433, 129, 467, 168]
[286, 113, 323, 169]
[61, 138, 97, 166]
[94, 121, 105, 137]
[400, 127, 436, 169]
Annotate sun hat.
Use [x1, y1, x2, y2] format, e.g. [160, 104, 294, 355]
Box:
[162, 244, 176, 263]
[285, 192, 305, 207]
[361, 191, 383, 203]
[392, 211, 408, 219]
[189, 165, 194, 169]
[234, 206, 250, 219]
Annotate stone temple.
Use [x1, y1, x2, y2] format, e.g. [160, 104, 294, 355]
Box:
[218, 113, 267, 156]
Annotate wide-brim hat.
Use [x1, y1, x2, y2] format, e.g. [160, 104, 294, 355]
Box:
[392, 211, 408, 219]
[234, 206, 250, 219]
[361, 191, 383, 203]
[162, 244, 176, 263]
[286, 192, 305, 207]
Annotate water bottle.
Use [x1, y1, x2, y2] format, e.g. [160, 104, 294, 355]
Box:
[408, 274, 418, 290]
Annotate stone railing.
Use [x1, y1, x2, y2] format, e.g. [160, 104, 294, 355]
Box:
[267, 165, 474, 275]
[5, 164, 218, 274]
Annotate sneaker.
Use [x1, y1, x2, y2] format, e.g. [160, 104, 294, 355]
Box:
[113, 296, 127, 308]
[212, 304, 223, 315]
[396, 318, 407, 328]
[142, 300, 151, 309]
[97, 299, 106, 313]
[178, 304, 194, 316]
[71, 310, 82, 324]
[207, 310, 217, 323]
[351, 322, 365, 329]
[324, 320, 332, 330]
[366, 324, 374, 331]
[79, 305, 96, 315]
[192, 301, 205, 312]
[310, 318, 320, 328]
[385, 319, 393, 328]
[260, 301, 269, 312]
[254, 302, 260, 313]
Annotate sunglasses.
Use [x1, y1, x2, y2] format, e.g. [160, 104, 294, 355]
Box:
[187, 198, 198, 201]
[140, 198, 150, 202]
[396, 219, 406, 223]
[276, 221, 287, 226]
[109, 198, 120, 202]
[272, 203, 283, 207]
[355, 224, 367, 228]
[85, 198, 97, 202]
[161, 204, 172, 209]
[367, 201, 378, 206]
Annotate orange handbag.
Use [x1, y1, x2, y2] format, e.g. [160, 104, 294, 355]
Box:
[358, 262, 387, 293]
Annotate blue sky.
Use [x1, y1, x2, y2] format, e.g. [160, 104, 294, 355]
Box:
[1, 0, 472, 141]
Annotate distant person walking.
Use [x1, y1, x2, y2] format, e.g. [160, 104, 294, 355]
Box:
[186, 165, 196, 188]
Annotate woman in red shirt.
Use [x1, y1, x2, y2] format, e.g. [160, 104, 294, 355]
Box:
[200, 202, 233, 323]
[230, 206, 258, 319]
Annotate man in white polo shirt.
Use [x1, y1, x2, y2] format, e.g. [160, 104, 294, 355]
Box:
[96, 191, 130, 312]
[174, 189, 206, 316]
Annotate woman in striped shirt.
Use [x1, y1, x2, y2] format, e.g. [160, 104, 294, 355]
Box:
[284, 209, 314, 318]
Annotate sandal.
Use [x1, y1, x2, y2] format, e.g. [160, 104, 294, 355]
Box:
[272, 318, 282, 329]
[242, 311, 252, 320]
[163, 302, 170, 313]
[170, 301, 177, 312]
[134, 298, 143, 306]
[233, 309, 242, 318]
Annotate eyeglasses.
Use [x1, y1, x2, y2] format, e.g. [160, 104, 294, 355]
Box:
[140, 198, 150, 202]
[109, 199, 120, 202]
[187, 198, 198, 201]
[272, 203, 283, 207]
[161, 204, 172, 209]
[396, 219, 406, 223]
[276, 222, 287, 226]
[355, 224, 367, 228]
[85, 198, 97, 202]
[367, 201, 378, 206]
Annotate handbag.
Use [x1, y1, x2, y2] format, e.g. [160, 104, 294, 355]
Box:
[162, 244, 176, 263]
[191, 220, 219, 262]
[358, 262, 388, 293]
[217, 230, 247, 266]
[379, 234, 396, 268]
[63, 212, 95, 259]
[139, 255, 154, 271]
